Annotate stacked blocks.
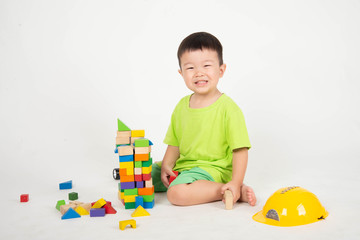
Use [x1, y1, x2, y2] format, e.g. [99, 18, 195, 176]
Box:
[116, 119, 155, 209]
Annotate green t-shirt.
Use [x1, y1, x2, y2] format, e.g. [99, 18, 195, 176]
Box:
[164, 94, 251, 183]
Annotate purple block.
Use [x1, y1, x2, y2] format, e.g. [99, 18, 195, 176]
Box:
[90, 208, 106, 217]
[136, 181, 144, 188]
[121, 181, 135, 189]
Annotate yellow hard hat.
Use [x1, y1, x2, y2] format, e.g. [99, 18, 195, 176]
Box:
[253, 186, 328, 227]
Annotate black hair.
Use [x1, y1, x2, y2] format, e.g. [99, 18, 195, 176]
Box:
[177, 32, 223, 67]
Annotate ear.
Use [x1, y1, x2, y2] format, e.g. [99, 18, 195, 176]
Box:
[219, 64, 227, 78]
[178, 69, 183, 77]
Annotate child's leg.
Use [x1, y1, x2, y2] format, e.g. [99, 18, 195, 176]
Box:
[239, 184, 257, 206]
[167, 180, 224, 206]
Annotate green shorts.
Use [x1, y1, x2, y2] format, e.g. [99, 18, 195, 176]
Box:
[151, 162, 215, 192]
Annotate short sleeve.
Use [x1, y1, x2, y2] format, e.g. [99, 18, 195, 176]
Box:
[225, 106, 251, 150]
[163, 111, 179, 146]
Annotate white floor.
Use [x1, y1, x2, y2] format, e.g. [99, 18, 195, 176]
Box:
[2, 163, 359, 240]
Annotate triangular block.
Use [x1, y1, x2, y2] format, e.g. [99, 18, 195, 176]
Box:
[118, 119, 131, 131]
[131, 205, 150, 217]
[75, 205, 89, 216]
[61, 207, 81, 220]
[104, 202, 117, 214]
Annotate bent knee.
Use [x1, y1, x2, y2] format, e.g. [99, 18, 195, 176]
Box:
[167, 184, 190, 206]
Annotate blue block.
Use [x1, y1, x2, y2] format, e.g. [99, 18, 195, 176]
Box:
[136, 181, 144, 188]
[149, 140, 153, 146]
[61, 208, 81, 220]
[121, 181, 135, 189]
[135, 196, 144, 208]
[114, 148, 118, 154]
[59, 180, 72, 190]
[119, 155, 134, 162]
[143, 200, 154, 209]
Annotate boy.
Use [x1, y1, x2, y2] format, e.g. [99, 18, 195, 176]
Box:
[152, 32, 256, 207]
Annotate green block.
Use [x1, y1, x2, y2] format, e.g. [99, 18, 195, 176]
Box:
[134, 139, 149, 147]
[134, 161, 142, 168]
[142, 193, 155, 202]
[117, 118, 131, 131]
[56, 200, 66, 211]
[121, 188, 124, 192]
[125, 202, 136, 209]
[124, 188, 138, 196]
[142, 158, 153, 167]
[68, 192, 78, 201]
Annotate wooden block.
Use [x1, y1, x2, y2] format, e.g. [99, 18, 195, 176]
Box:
[61, 208, 81, 220]
[135, 147, 150, 154]
[75, 205, 89, 216]
[131, 137, 142, 144]
[224, 190, 233, 210]
[131, 205, 150, 217]
[131, 130, 145, 138]
[117, 131, 131, 138]
[119, 219, 136, 230]
[134, 174, 142, 181]
[56, 200, 66, 211]
[142, 158, 152, 167]
[59, 180, 72, 190]
[20, 194, 29, 202]
[135, 196, 144, 208]
[142, 165, 152, 174]
[138, 186, 154, 196]
[116, 136, 130, 145]
[145, 179, 153, 188]
[118, 119, 131, 131]
[90, 208, 106, 217]
[124, 188, 138, 196]
[121, 174, 135, 182]
[142, 193, 154, 202]
[134, 139, 149, 147]
[134, 154, 149, 161]
[125, 202, 135, 209]
[134, 161, 142, 168]
[119, 168, 127, 177]
[60, 204, 75, 215]
[119, 155, 134, 162]
[80, 203, 91, 212]
[143, 200, 154, 209]
[104, 202, 117, 214]
[118, 145, 134, 156]
[92, 198, 107, 208]
[124, 195, 137, 203]
[134, 168, 142, 175]
[68, 192, 78, 201]
[142, 173, 151, 181]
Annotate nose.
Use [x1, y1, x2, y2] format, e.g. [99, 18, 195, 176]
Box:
[194, 70, 204, 77]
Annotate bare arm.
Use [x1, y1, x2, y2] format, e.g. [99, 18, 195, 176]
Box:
[221, 147, 248, 202]
[161, 145, 180, 188]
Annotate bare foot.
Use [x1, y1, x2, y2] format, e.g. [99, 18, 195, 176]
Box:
[239, 184, 256, 206]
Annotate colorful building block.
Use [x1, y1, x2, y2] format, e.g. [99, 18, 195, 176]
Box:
[118, 119, 131, 131]
[119, 155, 134, 162]
[121, 181, 135, 189]
[145, 179, 153, 188]
[118, 146, 134, 156]
[75, 205, 89, 215]
[68, 192, 78, 201]
[116, 137, 130, 145]
[134, 139, 149, 147]
[117, 131, 131, 138]
[135, 147, 150, 154]
[143, 200, 155, 209]
[131, 130, 145, 138]
[59, 180, 72, 190]
[125, 202, 136, 209]
[20, 194, 29, 202]
[142, 165, 152, 174]
[92, 198, 107, 208]
[142, 193, 155, 202]
[136, 181, 144, 188]
[104, 202, 117, 214]
[134, 161, 142, 168]
[142, 173, 151, 181]
[119, 219, 136, 230]
[61, 208, 81, 220]
[169, 171, 179, 185]
[142, 158, 153, 167]
[90, 208, 106, 217]
[56, 200, 66, 211]
[134, 174, 142, 181]
[131, 205, 150, 217]
[224, 190, 233, 210]
[135, 196, 144, 208]
[120, 174, 135, 182]
[124, 188, 138, 196]
[134, 154, 149, 161]
[138, 186, 154, 196]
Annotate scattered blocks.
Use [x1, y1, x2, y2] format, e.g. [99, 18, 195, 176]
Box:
[90, 208, 106, 217]
[131, 205, 150, 217]
[59, 180, 72, 190]
[61, 208, 81, 220]
[20, 194, 29, 202]
[69, 192, 78, 201]
[119, 219, 136, 230]
[56, 200, 66, 211]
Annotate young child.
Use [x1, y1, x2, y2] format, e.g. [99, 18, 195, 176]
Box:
[152, 32, 256, 207]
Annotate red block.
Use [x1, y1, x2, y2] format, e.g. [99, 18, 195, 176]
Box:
[169, 171, 179, 184]
[134, 174, 143, 181]
[142, 173, 151, 181]
[20, 194, 29, 202]
[103, 202, 117, 214]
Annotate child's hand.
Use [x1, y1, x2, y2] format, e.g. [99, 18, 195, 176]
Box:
[161, 165, 177, 188]
[221, 181, 241, 203]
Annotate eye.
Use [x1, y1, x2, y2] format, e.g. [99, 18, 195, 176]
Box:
[186, 67, 194, 70]
[204, 65, 211, 67]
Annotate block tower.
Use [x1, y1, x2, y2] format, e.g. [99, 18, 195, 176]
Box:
[115, 119, 155, 209]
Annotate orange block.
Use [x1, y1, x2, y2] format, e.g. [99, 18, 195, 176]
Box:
[135, 154, 149, 161]
[121, 175, 135, 182]
[138, 186, 154, 196]
[119, 169, 127, 177]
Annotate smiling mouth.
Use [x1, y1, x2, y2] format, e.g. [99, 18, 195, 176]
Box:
[195, 80, 208, 85]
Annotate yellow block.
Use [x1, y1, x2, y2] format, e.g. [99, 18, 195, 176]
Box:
[124, 195, 137, 203]
[120, 162, 134, 175]
[142, 165, 152, 174]
[131, 205, 150, 217]
[93, 198, 107, 208]
[119, 219, 136, 230]
[75, 205, 89, 215]
[131, 130, 145, 138]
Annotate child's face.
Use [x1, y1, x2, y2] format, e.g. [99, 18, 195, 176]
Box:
[179, 49, 226, 97]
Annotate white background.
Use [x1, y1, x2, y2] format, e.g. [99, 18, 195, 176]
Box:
[1, 0, 359, 239]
